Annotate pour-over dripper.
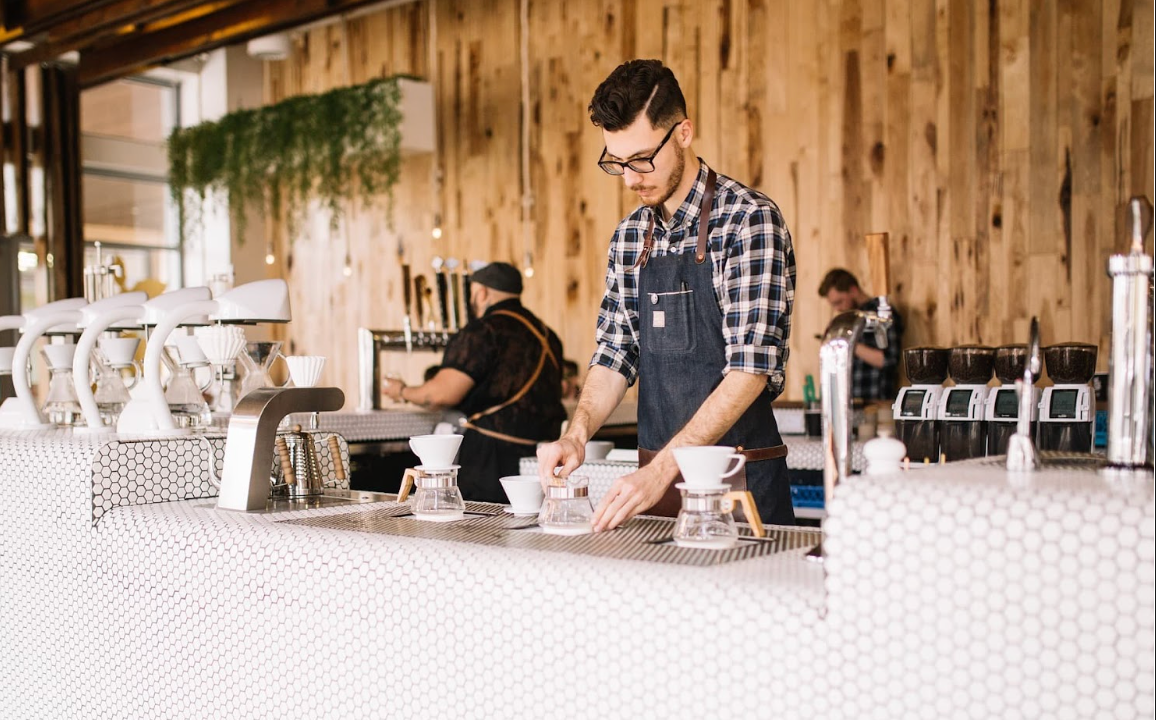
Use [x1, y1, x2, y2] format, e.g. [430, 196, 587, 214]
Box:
[195, 325, 247, 415]
[41, 344, 84, 426]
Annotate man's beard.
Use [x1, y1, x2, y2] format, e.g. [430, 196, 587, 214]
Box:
[632, 145, 685, 209]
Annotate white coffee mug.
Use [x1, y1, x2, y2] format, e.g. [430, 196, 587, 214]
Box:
[672, 446, 746, 487]
[499, 475, 544, 514]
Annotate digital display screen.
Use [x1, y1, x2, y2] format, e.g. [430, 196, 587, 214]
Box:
[900, 390, 926, 417]
[945, 390, 974, 418]
[994, 389, 1019, 418]
[1049, 389, 1079, 419]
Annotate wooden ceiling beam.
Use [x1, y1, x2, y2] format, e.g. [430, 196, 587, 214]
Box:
[77, 0, 382, 88]
[6, 0, 244, 70]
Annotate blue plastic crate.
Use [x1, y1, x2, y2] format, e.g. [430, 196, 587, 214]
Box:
[790, 484, 825, 509]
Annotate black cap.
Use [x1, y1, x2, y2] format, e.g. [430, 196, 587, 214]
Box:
[470, 262, 523, 294]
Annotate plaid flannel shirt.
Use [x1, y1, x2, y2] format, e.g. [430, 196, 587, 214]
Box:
[590, 160, 796, 396]
[851, 297, 904, 401]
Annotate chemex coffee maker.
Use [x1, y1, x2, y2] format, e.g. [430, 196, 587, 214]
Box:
[397, 433, 466, 521]
[984, 345, 1041, 455]
[892, 347, 950, 462]
[938, 346, 995, 461]
[1038, 343, 1097, 453]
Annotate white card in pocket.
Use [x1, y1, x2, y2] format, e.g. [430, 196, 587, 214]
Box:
[652, 311, 666, 328]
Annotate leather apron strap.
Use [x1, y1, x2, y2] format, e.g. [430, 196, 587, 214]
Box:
[461, 309, 556, 447]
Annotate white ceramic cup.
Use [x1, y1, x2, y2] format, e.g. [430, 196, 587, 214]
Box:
[409, 433, 463, 469]
[0, 347, 15, 373]
[285, 355, 326, 388]
[672, 446, 747, 487]
[499, 475, 544, 514]
[584, 440, 614, 460]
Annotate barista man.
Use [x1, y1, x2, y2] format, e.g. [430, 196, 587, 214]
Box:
[384, 262, 566, 503]
[537, 59, 797, 531]
[818, 268, 904, 401]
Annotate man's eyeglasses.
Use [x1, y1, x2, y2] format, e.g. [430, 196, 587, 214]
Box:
[597, 122, 681, 176]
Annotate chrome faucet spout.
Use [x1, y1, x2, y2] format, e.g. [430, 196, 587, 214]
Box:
[217, 387, 345, 511]
[820, 303, 893, 498]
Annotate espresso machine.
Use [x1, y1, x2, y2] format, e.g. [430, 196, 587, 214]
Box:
[984, 345, 1040, 455]
[1038, 343, 1097, 453]
[892, 347, 950, 462]
[938, 346, 995, 461]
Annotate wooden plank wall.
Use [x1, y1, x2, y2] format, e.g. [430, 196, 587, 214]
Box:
[264, 0, 1155, 405]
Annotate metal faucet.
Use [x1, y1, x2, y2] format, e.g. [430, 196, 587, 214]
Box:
[216, 387, 345, 512]
[1006, 318, 1042, 472]
[820, 300, 892, 496]
[357, 327, 453, 411]
[1106, 196, 1154, 468]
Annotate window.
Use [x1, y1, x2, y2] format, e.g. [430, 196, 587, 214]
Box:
[79, 77, 181, 295]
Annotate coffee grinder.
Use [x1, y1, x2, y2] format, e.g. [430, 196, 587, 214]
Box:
[938, 346, 995, 461]
[984, 345, 1041, 455]
[1038, 343, 1097, 453]
[892, 347, 950, 462]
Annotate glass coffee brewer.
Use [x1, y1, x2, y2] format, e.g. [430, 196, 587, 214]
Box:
[538, 475, 596, 535]
[892, 347, 950, 463]
[938, 346, 995, 461]
[398, 434, 466, 522]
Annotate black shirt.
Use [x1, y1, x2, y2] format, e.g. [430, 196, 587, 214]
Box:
[440, 298, 566, 442]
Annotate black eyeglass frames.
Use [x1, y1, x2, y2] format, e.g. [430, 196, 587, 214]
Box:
[597, 121, 682, 176]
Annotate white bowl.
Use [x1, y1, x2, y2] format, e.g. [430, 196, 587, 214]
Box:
[409, 433, 462, 469]
[584, 440, 614, 460]
[499, 475, 544, 514]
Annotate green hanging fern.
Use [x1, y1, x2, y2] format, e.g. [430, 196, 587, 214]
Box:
[167, 76, 404, 243]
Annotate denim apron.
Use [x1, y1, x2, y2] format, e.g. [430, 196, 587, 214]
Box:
[635, 168, 795, 525]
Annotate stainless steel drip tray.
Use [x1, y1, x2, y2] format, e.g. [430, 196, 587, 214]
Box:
[279, 507, 819, 567]
[195, 489, 399, 514]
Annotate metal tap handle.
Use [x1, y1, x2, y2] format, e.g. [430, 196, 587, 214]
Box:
[1129, 196, 1153, 254]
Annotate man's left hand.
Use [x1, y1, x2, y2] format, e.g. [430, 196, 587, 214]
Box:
[383, 378, 405, 403]
[591, 459, 675, 532]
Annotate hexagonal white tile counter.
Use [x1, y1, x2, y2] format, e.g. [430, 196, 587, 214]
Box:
[0, 431, 1151, 719]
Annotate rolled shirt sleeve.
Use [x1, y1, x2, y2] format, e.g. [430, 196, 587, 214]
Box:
[719, 203, 796, 392]
[590, 231, 641, 386]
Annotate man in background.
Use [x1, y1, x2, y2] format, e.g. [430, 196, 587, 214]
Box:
[384, 262, 566, 503]
[818, 268, 904, 401]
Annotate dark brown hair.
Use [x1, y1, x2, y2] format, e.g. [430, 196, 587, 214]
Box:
[588, 59, 687, 132]
[818, 268, 860, 296]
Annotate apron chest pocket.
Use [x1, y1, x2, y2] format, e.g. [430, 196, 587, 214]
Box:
[644, 290, 696, 354]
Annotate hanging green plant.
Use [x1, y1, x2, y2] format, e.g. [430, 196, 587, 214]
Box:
[167, 76, 404, 243]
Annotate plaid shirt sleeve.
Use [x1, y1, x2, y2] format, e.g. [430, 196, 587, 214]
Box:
[590, 227, 641, 385]
[719, 203, 796, 391]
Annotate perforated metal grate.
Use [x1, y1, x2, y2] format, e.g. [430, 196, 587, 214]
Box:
[281, 502, 819, 566]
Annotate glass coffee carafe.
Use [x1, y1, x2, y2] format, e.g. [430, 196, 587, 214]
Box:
[398, 465, 466, 521]
[538, 475, 595, 535]
[41, 343, 84, 427]
[672, 485, 765, 549]
[237, 341, 288, 400]
[162, 344, 212, 429]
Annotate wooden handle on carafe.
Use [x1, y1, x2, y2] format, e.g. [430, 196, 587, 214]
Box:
[724, 490, 765, 538]
[864, 232, 891, 297]
[397, 468, 419, 503]
[327, 435, 346, 481]
[275, 436, 295, 486]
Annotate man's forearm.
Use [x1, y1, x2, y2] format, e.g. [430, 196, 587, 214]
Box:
[854, 345, 885, 368]
[665, 370, 768, 450]
[564, 365, 629, 445]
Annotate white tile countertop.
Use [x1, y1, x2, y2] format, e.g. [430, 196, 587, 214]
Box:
[0, 429, 1151, 719]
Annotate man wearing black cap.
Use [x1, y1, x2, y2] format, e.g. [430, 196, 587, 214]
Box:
[383, 262, 566, 503]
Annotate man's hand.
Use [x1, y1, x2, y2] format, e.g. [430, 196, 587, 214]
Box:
[536, 436, 586, 488]
[591, 452, 678, 532]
